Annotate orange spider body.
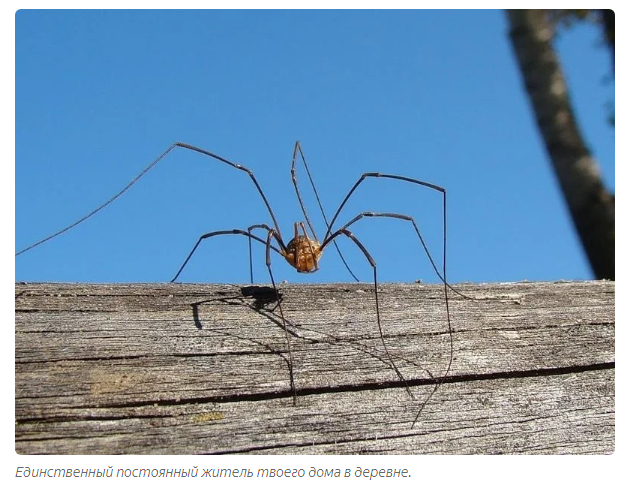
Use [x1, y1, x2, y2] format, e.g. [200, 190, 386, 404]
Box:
[281, 222, 322, 273]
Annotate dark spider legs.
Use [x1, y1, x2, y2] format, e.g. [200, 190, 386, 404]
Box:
[325, 173, 455, 428]
[172, 228, 298, 405]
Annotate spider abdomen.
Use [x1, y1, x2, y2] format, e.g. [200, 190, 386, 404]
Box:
[284, 235, 322, 273]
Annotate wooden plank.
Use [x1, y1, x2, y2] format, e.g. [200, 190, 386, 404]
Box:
[15, 280, 614, 454]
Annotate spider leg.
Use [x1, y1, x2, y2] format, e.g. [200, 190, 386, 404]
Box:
[247, 224, 285, 284]
[16, 142, 284, 257]
[324, 208, 459, 428]
[171, 226, 297, 405]
[170, 228, 283, 283]
[325, 173, 446, 242]
[264, 228, 298, 405]
[332, 211, 470, 299]
[320, 228, 415, 401]
[326, 171, 469, 294]
[291, 142, 360, 282]
[291, 142, 319, 242]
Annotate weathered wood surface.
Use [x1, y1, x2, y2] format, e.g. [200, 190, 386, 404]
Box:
[15, 280, 614, 454]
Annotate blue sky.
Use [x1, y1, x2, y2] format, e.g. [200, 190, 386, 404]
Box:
[15, 9, 615, 285]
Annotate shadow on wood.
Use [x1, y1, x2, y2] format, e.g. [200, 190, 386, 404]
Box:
[15, 281, 614, 454]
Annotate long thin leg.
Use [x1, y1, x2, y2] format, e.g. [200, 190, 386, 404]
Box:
[323, 211, 454, 428]
[290, 142, 319, 242]
[291, 142, 360, 282]
[322, 227, 414, 400]
[324, 173, 466, 426]
[247, 223, 284, 284]
[16, 142, 284, 256]
[326, 172, 469, 297]
[326, 211, 470, 299]
[172, 226, 298, 404]
[411, 279, 452, 428]
[325, 172, 446, 242]
[171, 228, 284, 283]
[264, 229, 297, 404]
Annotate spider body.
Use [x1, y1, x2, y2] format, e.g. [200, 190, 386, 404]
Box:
[282, 222, 322, 273]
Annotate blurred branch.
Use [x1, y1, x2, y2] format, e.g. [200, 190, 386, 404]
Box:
[506, 10, 614, 280]
[600, 9, 615, 74]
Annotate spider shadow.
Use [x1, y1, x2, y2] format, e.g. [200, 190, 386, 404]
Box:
[188, 286, 307, 399]
[189, 286, 436, 392]
[189, 286, 308, 340]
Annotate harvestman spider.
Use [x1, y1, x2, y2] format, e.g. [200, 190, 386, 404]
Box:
[16, 141, 457, 428]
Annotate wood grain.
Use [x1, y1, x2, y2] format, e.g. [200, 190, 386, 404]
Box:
[15, 280, 614, 454]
